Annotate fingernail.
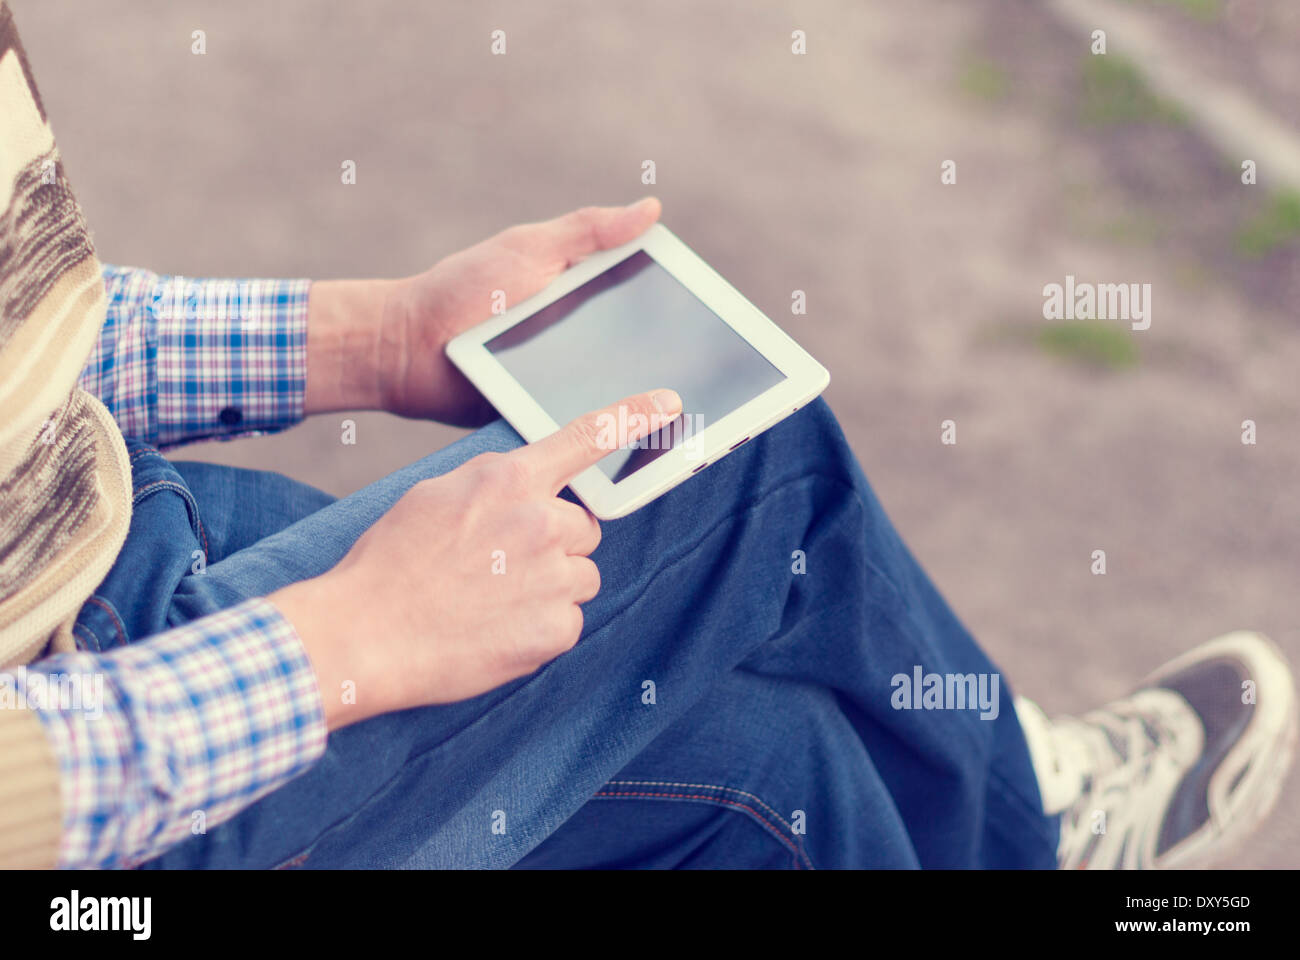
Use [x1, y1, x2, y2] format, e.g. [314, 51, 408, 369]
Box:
[650, 389, 681, 415]
[630, 196, 657, 212]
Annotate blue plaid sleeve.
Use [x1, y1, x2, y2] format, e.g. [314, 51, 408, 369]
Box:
[7, 599, 328, 869]
[80, 265, 310, 448]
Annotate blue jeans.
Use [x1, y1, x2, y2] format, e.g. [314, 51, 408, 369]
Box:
[74, 400, 1058, 869]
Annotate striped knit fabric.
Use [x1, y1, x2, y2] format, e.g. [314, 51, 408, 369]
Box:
[0, 1, 132, 865]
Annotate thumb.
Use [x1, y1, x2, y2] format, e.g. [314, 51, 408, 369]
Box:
[542, 198, 662, 268]
[518, 388, 683, 494]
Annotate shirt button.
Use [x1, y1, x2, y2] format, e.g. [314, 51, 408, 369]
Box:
[218, 407, 243, 427]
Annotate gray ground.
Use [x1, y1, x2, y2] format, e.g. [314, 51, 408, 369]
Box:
[13, 0, 1299, 867]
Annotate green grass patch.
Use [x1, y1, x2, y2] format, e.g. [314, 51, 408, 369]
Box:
[1171, 258, 1212, 290]
[1080, 55, 1186, 125]
[1061, 184, 1164, 247]
[959, 57, 1010, 102]
[1234, 191, 1300, 258]
[1118, 0, 1222, 21]
[1098, 210, 1164, 245]
[1038, 321, 1140, 370]
[1152, 0, 1222, 22]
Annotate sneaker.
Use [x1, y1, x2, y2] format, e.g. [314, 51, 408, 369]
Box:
[1016, 631, 1298, 869]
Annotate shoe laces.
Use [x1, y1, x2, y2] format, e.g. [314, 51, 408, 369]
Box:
[1042, 691, 1202, 869]
[1024, 689, 1201, 815]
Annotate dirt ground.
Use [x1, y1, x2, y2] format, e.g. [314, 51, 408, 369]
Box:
[13, 0, 1299, 867]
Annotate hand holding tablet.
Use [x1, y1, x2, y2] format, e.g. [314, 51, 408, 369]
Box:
[447, 222, 829, 518]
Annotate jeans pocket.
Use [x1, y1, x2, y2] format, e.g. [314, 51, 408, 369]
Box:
[73, 439, 208, 651]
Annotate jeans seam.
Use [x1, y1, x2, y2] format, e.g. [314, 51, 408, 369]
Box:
[72, 620, 103, 653]
[77, 596, 128, 651]
[605, 778, 800, 836]
[132, 479, 210, 561]
[605, 778, 814, 867]
[593, 783, 813, 869]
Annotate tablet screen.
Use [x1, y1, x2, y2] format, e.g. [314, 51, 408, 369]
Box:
[486, 250, 786, 483]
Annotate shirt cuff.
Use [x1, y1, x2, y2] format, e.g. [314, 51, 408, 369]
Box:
[155, 275, 310, 446]
[10, 598, 328, 869]
[83, 267, 310, 448]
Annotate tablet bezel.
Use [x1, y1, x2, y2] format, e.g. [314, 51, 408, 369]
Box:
[445, 223, 830, 518]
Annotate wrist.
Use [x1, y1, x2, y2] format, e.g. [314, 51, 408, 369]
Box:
[304, 278, 400, 415]
[269, 575, 376, 730]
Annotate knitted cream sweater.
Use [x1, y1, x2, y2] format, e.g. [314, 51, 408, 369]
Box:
[0, 1, 132, 867]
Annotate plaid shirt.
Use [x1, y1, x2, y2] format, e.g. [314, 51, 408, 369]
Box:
[10, 266, 328, 869]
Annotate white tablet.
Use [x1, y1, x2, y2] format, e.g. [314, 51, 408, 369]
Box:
[446, 223, 830, 519]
